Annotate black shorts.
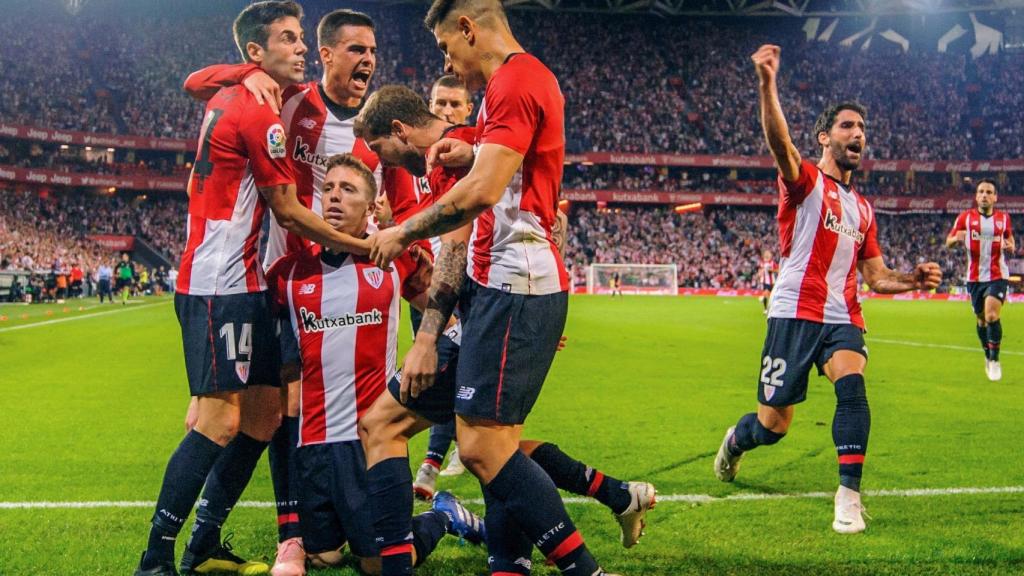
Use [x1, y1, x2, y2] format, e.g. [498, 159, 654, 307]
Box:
[174, 292, 281, 396]
[762, 283, 774, 292]
[387, 335, 460, 424]
[277, 317, 300, 367]
[454, 281, 568, 425]
[115, 278, 131, 290]
[295, 440, 378, 557]
[757, 317, 867, 406]
[967, 280, 1009, 315]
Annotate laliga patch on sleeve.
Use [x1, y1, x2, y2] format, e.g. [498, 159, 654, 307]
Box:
[267, 123, 287, 159]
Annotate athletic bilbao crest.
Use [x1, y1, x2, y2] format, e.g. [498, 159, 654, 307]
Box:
[363, 268, 384, 289]
[763, 384, 776, 401]
[235, 361, 251, 384]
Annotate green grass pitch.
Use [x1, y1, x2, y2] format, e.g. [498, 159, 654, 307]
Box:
[1, 295, 1022, 575]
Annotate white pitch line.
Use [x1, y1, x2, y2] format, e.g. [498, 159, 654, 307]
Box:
[3, 486, 1022, 510]
[867, 337, 1024, 356]
[0, 301, 170, 333]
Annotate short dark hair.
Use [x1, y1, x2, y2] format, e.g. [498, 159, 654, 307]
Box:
[233, 1, 303, 63]
[353, 85, 438, 140]
[431, 74, 470, 98]
[317, 9, 374, 48]
[977, 178, 998, 193]
[424, 0, 507, 31]
[813, 101, 868, 141]
[324, 153, 377, 201]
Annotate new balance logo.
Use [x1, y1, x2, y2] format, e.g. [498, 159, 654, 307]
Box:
[298, 117, 317, 130]
[823, 209, 865, 244]
[298, 283, 316, 295]
[456, 386, 476, 400]
[299, 307, 383, 333]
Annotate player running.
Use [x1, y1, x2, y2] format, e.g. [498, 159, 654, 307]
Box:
[366, 7, 622, 562]
[265, 153, 484, 576]
[135, 3, 370, 576]
[712, 44, 942, 535]
[946, 179, 1015, 381]
[758, 249, 777, 314]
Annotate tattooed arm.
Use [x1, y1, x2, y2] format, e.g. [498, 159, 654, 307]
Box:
[369, 143, 523, 269]
[552, 210, 568, 254]
[858, 257, 942, 294]
[398, 224, 472, 402]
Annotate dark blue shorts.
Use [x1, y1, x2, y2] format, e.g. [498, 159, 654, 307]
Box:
[388, 336, 460, 424]
[295, 440, 378, 558]
[758, 317, 867, 406]
[174, 292, 281, 396]
[454, 282, 568, 425]
[277, 317, 300, 367]
[967, 280, 1009, 315]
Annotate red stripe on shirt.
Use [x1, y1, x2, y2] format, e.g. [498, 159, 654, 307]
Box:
[472, 208, 496, 286]
[296, 258, 327, 445]
[796, 185, 840, 322]
[353, 261, 390, 420]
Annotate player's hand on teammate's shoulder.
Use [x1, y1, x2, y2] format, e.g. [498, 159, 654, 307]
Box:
[426, 137, 475, 173]
[368, 226, 408, 270]
[242, 70, 283, 115]
[912, 262, 942, 290]
[751, 44, 781, 85]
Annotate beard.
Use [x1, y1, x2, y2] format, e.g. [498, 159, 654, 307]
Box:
[402, 149, 428, 176]
[831, 141, 861, 171]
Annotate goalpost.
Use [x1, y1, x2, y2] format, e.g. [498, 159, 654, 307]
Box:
[587, 263, 678, 295]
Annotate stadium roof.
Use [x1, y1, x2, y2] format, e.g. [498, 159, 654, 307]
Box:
[391, 0, 1024, 17]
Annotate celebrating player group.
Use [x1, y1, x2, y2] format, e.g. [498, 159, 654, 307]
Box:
[131, 0, 1020, 574]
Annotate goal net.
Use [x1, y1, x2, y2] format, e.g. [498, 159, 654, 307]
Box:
[587, 263, 678, 295]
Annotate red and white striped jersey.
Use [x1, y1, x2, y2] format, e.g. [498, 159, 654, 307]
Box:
[469, 53, 568, 295]
[267, 248, 425, 446]
[769, 160, 881, 330]
[176, 85, 293, 296]
[950, 209, 1012, 282]
[759, 259, 778, 286]
[264, 81, 383, 267]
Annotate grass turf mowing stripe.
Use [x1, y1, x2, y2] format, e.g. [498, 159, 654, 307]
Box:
[4, 485, 1022, 509]
[867, 337, 1023, 356]
[0, 300, 170, 332]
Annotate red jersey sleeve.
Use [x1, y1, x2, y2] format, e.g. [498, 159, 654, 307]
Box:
[237, 97, 294, 189]
[1004, 213, 1013, 239]
[949, 211, 968, 237]
[858, 206, 882, 261]
[264, 254, 294, 311]
[183, 63, 261, 101]
[394, 251, 429, 300]
[778, 159, 818, 207]
[478, 67, 537, 155]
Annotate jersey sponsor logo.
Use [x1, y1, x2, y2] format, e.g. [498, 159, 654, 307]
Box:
[235, 360, 250, 384]
[298, 117, 317, 130]
[298, 306, 383, 333]
[267, 124, 287, 159]
[363, 268, 384, 289]
[298, 283, 316, 295]
[292, 135, 331, 169]
[970, 230, 998, 241]
[823, 209, 865, 244]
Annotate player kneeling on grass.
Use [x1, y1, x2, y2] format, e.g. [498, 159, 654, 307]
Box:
[713, 45, 942, 535]
[264, 153, 486, 576]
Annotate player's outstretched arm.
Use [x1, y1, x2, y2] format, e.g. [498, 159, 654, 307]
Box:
[260, 184, 370, 255]
[368, 144, 522, 269]
[858, 257, 942, 294]
[183, 63, 259, 100]
[753, 44, 801, 182]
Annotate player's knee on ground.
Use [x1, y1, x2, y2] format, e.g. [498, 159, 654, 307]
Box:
[308, 548, 344, 569]
[359, 555, 382, 575]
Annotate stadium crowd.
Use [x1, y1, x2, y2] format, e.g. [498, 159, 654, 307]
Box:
[0, 1, 1020, 163]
